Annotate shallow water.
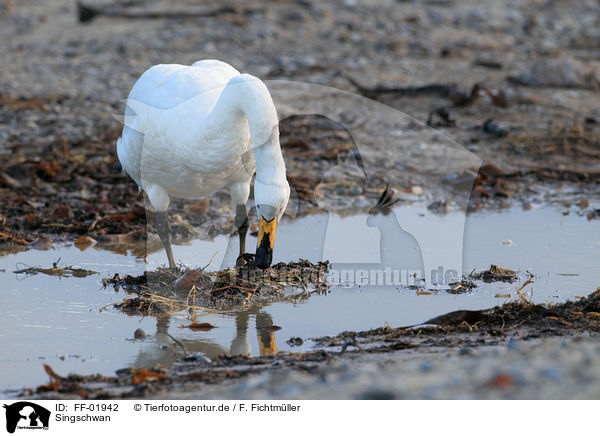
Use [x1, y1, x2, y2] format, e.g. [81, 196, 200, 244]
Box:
[1, 204, 599, 394]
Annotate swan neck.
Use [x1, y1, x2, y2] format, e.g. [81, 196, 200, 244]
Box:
[211, 76, 286, 186]
[253, 126, 286, 187]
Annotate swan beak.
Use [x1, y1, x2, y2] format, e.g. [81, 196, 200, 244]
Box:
[256, 216, 278, 269]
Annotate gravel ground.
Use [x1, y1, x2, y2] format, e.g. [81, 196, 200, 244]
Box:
[167, 335, 600, 400]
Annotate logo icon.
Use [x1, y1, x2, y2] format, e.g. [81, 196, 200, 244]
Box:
[3, 402, 50, 434]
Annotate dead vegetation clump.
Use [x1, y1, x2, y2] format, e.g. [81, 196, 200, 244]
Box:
[103, 259, 330, 314]
[13, 258, 98, 278]
[0, 113, 374, 252]
[311, 287, 600, 355]
[470, 265, 518, 283]
[442, 265, 516, 294]
[478, 287, 600, 333]
[471, 123, 600, 200]
[511, 124, 600, 162]
[447, 277, 478, 294]
[30, 348, 334, 399]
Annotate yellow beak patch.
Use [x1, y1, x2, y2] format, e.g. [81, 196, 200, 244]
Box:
[257, 216, 278, 250]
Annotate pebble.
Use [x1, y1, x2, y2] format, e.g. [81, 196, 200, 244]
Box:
[420, 359, 433, 372]
[184, 352, 211, 364]
[357, 389, 396, 400]
[286, 337, 304, 347]
[540, 366, 564, 381]
[506, 338, 520, 350]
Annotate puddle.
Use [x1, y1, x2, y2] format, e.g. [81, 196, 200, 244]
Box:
[1, 205, 599, 394]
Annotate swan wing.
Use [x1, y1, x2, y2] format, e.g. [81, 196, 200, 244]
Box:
[127, 60, 240, 111]
[118, 60, 248, 195]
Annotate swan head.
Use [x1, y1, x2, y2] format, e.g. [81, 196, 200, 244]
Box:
[254, 180, 290, 269]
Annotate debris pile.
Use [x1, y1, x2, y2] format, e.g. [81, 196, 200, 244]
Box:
[103, 259, 330, 314]
[470, 265, 519, 283]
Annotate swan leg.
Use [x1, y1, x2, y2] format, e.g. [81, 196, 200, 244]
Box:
[155, 211, 176, 269]
[234, 204, 249, 260]
[230, 181, 251, 265]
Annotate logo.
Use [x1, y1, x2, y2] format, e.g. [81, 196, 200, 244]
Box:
[3, 402, 50, 434]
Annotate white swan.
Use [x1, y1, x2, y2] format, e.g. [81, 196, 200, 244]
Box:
[117, 60, 290, 269]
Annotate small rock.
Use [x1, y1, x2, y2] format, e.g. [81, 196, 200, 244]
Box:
[482, 119, 508, 137]
[540, 367, 564, 381]
[286, 337, 304, 347]
[411, 186, 423, 195]
[357, 389, 396, 400]
[51, 205, 72, 220]
[507, 338, 520, 350]
[427, 200, 449, 214]
[420, 359, 433, 372]
[182, 352, 211, 364]
[133, 328, 147, 339]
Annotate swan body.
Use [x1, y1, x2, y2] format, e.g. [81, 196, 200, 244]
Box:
[117, 60, 290, 268]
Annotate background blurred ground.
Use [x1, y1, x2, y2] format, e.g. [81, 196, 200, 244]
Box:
[1, 0, 599, 248]
[2, 0, 600, 399]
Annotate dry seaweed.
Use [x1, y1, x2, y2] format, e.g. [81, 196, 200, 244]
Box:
[13, 258, 98, 278]
[0, 113, 369, 250]
[424, 309, 485, 326]
[317, 287, 600, 348]
[104, 259, 330, 314]
[470, 265, 518, 283]
[447, 277, 478, 294]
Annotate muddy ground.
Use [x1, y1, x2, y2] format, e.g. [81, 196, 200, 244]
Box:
[1, 0, 600, 399]
[1, 0, 600, 252]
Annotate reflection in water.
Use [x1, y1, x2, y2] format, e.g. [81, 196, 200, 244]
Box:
[366, 191, 425, 279]
[132, 304, 279, 370]
[232, 307, 278, 356]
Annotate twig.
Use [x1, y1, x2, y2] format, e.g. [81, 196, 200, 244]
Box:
[167, 333, 188, 356]
[507, 319, 527, 330]
[200, 252, 218, 272]
[515, 270, 535, 303]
